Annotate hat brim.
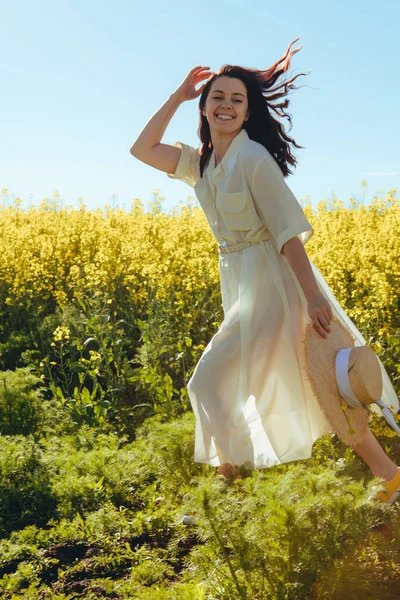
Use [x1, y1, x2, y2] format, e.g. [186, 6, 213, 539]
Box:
[301, 316, 369, 446]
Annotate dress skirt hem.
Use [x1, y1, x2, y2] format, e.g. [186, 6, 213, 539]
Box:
[186, 240, 399, 470]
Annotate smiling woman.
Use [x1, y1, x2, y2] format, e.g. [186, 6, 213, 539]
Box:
[202, 77, 249, 166]
[129, 41, 400, 495]
[213, 91, 244, 123]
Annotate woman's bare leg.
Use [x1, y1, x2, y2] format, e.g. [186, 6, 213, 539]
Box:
[217, 429, 399, 484]
[351, 426, 399, 481]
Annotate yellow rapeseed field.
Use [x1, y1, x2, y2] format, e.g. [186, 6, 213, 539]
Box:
[0, 188, 399, 341]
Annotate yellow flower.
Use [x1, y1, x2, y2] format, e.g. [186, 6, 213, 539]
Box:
[53, 325, 70, 342]
[0, 191, 398, 366]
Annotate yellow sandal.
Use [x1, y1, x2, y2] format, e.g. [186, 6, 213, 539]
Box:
[372, 467, 400, 505]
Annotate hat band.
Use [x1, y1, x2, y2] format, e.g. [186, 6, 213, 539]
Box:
[335, 348, 363, 408]
[336, 348, 400, 435]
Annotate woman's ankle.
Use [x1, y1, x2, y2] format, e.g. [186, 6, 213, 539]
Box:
[217, 463, 241, 482]
[374, 465, 399, 482]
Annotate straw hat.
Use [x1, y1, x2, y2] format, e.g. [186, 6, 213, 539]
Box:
[301, 315, 400, 447]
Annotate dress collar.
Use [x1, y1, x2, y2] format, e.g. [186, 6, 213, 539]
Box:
[210, 128, 249, 178]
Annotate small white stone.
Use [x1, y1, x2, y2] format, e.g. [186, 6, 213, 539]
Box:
[179, 515, 196, 525]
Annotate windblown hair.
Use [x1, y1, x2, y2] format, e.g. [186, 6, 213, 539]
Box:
[197, 37, 310, 178]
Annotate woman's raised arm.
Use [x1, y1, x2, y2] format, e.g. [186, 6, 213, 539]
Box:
[129, 66, 213, 175]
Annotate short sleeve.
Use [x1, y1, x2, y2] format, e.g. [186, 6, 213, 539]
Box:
[251, 153, 314, 254]
[167, 141, 200, 188]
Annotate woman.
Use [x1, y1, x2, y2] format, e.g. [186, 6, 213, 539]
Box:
[130, 38, 400, 495]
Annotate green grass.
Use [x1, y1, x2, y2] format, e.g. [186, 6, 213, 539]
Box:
[1, 411, 400, 599]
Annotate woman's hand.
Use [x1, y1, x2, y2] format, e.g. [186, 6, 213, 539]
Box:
[173, 66, 214, 103]
[307, 294, 333, 339]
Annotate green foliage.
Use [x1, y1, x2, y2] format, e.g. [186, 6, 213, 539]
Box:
[19, 291, 203, 439]
[42, 431, 138, 519]
[0, 421, 398, 598]
[0, 368, 45, 436]
[129, 293, 217, 424]
[135, 411, 205, 489]
[180, 461, 392, 599]
[115, 580, 208, 599]
[0, 367, 71, 438]
[0, 326, 33, 372]
[22, 297, 138, 432]
[0, 436, 57, 535]
[310, 515, 400, 599]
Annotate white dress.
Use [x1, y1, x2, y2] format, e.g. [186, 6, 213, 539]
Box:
[167, 128, 399, 469]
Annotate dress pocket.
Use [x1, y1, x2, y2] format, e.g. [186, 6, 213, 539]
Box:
[216, 191, 252, 231]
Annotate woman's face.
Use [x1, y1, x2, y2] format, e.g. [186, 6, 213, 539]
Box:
[204, 76, 249, 134]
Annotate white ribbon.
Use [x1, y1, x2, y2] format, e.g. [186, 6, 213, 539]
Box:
[375, 399, 400, 435]
[335, 348, 362, 408]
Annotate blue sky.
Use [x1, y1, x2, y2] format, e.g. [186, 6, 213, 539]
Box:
[2, 0, 399, 213]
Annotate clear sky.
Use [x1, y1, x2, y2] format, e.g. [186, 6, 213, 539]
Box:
[2, 0, 399, 213]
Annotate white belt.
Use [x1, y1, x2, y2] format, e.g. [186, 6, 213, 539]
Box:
[218, 239, 265, 254]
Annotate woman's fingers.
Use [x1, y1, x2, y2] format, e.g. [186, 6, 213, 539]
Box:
[314, 319, 327, 339]
[193, 66, 211, 73]
[190, 67, 214, 84]
[307, 295, 333, 339]
[321, 313, 331, 331]
[314, 313, 331, 338]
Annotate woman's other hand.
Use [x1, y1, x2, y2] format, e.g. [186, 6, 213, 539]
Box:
[307, 294, 333, 339]
[173, 66, 214, 103]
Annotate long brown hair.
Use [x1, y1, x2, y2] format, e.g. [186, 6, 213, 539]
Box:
[197, 37, 310, 178]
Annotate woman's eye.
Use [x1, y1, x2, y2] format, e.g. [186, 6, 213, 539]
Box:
[213, 98, 242, 103]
